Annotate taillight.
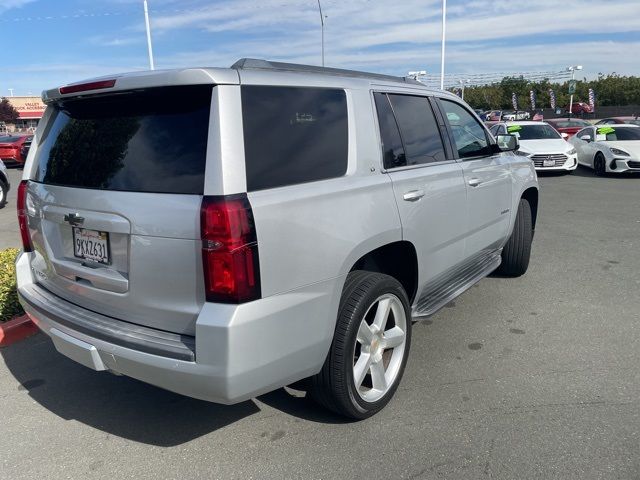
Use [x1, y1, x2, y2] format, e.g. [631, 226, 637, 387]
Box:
[200, 194, 260, 303]
[17, 180, 33, 252]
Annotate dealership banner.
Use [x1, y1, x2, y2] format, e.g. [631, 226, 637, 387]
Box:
[530, 90, 536, 110]
[549, 89, 556, 109]
[512, 92, 518, 110]
[588, 88, 595, 111]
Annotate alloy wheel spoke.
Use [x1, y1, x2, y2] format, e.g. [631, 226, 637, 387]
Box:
[381, 326, 405, 349]
[370, 360, 387, 392]
[353, 353, 373, 388]
[372, 297, 391, 332]
[356, 319, 374, 345]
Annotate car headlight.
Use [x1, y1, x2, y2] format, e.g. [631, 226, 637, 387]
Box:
[610, 147, 629, 156]
[567, 148, 577, 155]
[515, 150, 530, 157]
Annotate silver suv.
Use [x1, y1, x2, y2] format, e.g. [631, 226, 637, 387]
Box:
[16, 59, 538, 418]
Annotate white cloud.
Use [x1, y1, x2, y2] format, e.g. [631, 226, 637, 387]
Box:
[0, 0, 36, 14]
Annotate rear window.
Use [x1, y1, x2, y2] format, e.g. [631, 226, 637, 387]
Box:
[242, 86, 348, 191]
[34, 85, 212, 194]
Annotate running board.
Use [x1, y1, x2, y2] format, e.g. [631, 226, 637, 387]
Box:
[412, 250, 502, 320]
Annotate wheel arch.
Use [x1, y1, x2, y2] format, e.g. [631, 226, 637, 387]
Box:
[348, 240, 419, 304]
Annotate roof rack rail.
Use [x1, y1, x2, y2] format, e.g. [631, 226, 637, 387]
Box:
[231, 58, 422, 85]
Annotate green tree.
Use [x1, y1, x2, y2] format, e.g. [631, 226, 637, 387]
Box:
[0, 98, 19, 123]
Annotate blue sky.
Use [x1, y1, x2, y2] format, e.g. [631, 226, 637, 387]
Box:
[1, 0, 639, 95]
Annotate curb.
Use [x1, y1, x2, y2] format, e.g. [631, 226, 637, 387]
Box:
[0, 314, 38, 347]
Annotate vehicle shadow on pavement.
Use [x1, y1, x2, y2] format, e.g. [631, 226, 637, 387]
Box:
[1, 334, 260, 447]
[257, 388, 352, 425]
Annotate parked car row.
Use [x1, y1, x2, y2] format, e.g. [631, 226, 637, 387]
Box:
[488, 119, 640, 175]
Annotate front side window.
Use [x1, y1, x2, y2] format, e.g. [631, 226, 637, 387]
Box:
[440, 99, 491, 159]
[577, 128, 594, 141]
[242, 86, 348, 191]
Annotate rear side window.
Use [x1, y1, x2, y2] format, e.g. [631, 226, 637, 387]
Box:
[373, 93, 406, 169]
[387, 94, 446, 165]
[34, 86, 212, 194]
[440, 99, 492, 159]
[242, 86, 348, 191]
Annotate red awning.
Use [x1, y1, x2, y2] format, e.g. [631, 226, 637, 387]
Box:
[17, 110, 44, 119]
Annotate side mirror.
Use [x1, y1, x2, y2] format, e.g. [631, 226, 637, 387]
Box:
[580, 135, 592, 142]
[561, 132, 569, 140]
[495, 134, 519, 152]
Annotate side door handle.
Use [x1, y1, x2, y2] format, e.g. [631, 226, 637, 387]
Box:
[403, 189, 425, 202]
[467, 178, 482, 187]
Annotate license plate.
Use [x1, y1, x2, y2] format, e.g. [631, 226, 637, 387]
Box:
[543, 159, 555, 167]
[73, 227, 110, 264]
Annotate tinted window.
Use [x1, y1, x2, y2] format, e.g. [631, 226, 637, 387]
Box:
[34, 86, 212, 194]
[242, 86, 348, 191]
[440, 99, 491, 159]
[374, 93, 406, 169]
[387, 94, 445, 165]
[489, 124, 500, 136]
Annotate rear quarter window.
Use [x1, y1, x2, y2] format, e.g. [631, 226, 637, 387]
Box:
[241, 86, 348, 191]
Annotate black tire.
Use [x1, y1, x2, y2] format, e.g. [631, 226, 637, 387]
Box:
[496, 198, 532, 277]
[309, 271, 412, 419]
[0, 180, 7, 209]
[594, 153, 606, 176]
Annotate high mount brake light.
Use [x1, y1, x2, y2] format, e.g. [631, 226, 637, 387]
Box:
[200, 194, 261, 303]
[17, 180, 33, 252]
[59, 79, 116, 95]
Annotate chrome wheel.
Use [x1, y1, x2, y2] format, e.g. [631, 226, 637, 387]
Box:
[353, 293, 407, 402]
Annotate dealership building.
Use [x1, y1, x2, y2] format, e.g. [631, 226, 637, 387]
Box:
[1, 96, 46, 132]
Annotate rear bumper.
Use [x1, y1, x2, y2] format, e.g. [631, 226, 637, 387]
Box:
[16, 251, 342, 404]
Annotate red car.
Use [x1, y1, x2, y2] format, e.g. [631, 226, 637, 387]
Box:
[596, 116, 640, 126]
[0, 135, 33, 166]
[546, 118, 592, 137]
[565, 102, 593, 114]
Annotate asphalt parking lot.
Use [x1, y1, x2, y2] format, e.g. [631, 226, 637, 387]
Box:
[1, 168, 639, 480]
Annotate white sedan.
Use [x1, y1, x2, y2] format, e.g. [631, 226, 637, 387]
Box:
[489, 121, 578, 172]
[569, 124, 640, 175]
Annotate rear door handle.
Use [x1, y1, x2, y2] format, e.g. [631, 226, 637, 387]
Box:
[403, 190, 425, 202]
[467, 178, 482, 187]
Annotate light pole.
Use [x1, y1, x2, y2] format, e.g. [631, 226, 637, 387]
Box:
[317, 0, 325, 67]
[8, 89, 14, 97]
[143, 0, 155, 70]
[459, 79, 470, 101]
[567, 65, 582, 115]
[440, 0, 447, 90]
